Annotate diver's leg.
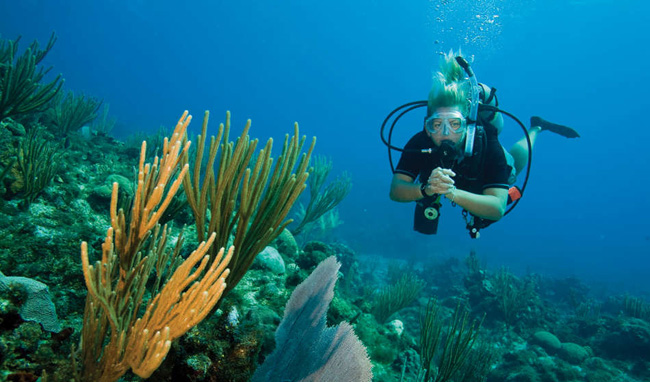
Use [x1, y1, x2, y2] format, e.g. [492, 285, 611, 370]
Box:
[509, 116, 578, 177]
[509, 126, 540, 176]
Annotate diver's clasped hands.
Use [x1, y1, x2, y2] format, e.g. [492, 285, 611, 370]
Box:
[426, 167, 456, 196]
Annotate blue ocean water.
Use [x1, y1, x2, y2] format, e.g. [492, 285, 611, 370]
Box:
[1, 0, 648, 293]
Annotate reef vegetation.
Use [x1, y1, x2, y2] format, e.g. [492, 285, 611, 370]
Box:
[1, 33, 649, 382]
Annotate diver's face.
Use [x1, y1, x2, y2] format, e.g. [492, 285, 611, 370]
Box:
[425, 106, 466, 147]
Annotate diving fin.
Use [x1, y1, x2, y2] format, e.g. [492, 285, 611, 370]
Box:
[530, 116, 580, 138]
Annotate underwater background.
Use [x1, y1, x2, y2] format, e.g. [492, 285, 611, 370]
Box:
[1, 0, 650, 381]
[3, 0, 648, 292]
[2, 0, 649, 291]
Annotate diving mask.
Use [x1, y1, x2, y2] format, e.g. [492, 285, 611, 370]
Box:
[425, 111, 467, 135]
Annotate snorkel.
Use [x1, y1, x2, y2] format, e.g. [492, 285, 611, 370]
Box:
[454, 56, 480, 158]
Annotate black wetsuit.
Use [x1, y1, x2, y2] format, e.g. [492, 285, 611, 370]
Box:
[394, 129, 512, 194]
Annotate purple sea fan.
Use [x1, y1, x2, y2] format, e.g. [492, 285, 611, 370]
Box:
[251, 256, 372, 382]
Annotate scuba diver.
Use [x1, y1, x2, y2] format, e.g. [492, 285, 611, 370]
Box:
[386, 50, 579, 238]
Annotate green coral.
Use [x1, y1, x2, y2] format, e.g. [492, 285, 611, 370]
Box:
[9, 128, 62, 208]
[45, 90, 102, 136]
[419, 299, 490, 382]
[90, 103, 116, 135]
[291, 155, 351, 236]
[491, 267, 538, 329]
[0, 33, 63, 121]
[372, 272, 426, 323]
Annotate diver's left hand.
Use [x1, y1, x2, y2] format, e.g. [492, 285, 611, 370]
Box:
[427, 167, 456, 195]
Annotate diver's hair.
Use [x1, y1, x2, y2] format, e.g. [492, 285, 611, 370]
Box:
[427, 50, 470, 117]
